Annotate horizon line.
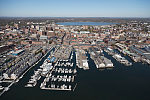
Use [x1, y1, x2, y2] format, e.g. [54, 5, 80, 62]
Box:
[0, 16, 150, 18]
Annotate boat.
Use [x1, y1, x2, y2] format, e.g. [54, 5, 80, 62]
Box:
[25, 84, 33, 87]
[4, 87, 9, 91]
[0, 86, 4, 90]
[41, 62, 53, 76]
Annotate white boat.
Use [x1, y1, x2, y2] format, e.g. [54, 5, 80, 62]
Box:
[41, 63, 53, 76]
[0, 86, 4, 90]
[4, 87, 9, 91]
[25, 84, 33, 87]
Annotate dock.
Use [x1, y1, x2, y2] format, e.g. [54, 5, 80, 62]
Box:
[41, 87, 72, 91]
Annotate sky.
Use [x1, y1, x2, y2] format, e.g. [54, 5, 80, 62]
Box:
[0, 0, 150, 17]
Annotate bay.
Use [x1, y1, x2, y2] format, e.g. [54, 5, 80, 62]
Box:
[56, 22, 118, 26]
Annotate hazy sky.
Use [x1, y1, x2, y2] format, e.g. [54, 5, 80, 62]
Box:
[0, 0, 150, 17]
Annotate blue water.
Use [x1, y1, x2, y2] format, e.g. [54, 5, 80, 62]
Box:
[56, 22, 117, 26]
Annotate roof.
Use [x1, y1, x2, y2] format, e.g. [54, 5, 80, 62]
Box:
[12, 49, 24, 54]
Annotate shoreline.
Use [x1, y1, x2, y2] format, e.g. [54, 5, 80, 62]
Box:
[0, 46, 53, 97]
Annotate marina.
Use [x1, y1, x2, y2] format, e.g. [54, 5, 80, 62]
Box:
[25, 69, 42, 87]
[40, 46, 77, 91]
[0, 15, 150, 100]
[23, 45, 77, 91]
[1, 45, 150, 100]
[0, 45, 55, 96]
[1, 44, 150, 99]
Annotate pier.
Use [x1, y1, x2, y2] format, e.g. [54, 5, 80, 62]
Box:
[0, 46, 54, 96]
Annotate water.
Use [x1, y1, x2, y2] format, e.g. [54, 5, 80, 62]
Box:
[56, 22, 117, 26]
[1, 51, 150, 100]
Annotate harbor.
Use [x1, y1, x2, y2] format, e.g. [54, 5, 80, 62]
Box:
[1, 44, 150, 99]
[3, 15, 150, 100]
[104, 47, 132, 66]
[40, 46, 77, 91]
[23, 45, 77, 91]
[0, 45, 55, 96]
[1, 45, 150, 100]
